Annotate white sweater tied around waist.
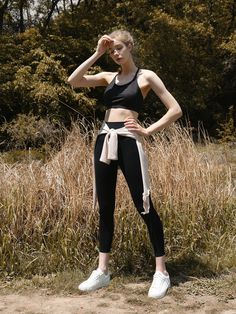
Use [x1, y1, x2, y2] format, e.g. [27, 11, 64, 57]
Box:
[93, 122, 150, 214]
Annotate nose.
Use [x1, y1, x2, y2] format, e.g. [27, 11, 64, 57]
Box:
[113, 49, 119, 56]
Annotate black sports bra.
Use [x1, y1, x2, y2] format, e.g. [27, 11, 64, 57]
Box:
[103, 68, 144, 113]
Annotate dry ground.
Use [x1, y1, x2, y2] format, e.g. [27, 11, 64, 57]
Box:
[0, 271, 235, 314]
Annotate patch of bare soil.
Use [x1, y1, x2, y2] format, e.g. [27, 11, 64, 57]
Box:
[0, 272, 235, 314]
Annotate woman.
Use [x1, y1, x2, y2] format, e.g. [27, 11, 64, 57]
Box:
[68, 30, 182, 298]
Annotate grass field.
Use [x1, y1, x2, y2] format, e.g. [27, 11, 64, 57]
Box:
[0, 122, 235, 279]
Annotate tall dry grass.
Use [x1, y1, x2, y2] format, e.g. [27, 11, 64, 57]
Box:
[0, 122, 235, 277]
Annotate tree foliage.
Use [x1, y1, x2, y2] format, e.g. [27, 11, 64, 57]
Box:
[0, 0, 235, 149]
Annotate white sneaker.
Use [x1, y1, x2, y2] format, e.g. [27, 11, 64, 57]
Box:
[78, 269, 110, 292]
[148, 271, 171, 299]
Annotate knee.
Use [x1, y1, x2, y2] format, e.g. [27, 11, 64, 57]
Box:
[99, 205, 114, 222]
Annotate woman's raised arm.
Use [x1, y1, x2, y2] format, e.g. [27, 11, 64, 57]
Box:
[67, 35, 113, 88]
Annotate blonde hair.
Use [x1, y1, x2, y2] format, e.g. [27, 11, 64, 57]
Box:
[108, 30, 134, 48]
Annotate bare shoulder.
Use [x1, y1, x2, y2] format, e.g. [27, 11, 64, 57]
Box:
[140, 69, 162, 82]
[140, 69, 166, 90]
[138, 69, 168, 98]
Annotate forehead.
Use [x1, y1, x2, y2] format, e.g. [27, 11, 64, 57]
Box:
[109, 39, 125, 48]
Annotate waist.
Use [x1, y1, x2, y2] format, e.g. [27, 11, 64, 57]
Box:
[99, 122, 140, 141]
[98, 122, 141, 165]
[105, 122, 125, 129]
[104, 108, 139, 122]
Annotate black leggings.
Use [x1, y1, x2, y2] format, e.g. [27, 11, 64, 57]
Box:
[94, 122, 165, 257]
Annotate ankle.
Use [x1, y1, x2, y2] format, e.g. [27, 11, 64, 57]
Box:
[155, 255, 167, 274]
[98, 252, 110, 275]
[98, 267, 108, 275]
[155, 268, 168, 276]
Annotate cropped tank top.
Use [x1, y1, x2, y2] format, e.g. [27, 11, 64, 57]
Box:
[103, 68, 144, 113]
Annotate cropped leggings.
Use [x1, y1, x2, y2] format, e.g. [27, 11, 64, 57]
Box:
[94, 122, 165, 257]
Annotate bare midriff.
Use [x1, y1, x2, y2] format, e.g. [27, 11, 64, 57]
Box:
[104, 108, 139, 122]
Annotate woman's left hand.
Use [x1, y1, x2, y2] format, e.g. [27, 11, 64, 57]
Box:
[124, 118, 149, 136]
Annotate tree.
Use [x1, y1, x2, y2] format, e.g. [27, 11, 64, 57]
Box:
[0, 29, 96, 129]
[0, 0, 9, 33]
[42, 0, 61, 32]
[0, 0, 236, 142]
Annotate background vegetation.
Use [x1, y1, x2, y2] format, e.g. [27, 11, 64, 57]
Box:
[0, 123, 235, 277]
[0, 0, 235, 149]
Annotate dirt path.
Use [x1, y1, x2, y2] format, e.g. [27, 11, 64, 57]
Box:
[0, 273, 235, 314]
[0, 289, 235, 314]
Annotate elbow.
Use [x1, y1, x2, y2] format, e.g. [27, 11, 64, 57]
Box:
[174, 103, 183, 119]
[67, 76, 75, 87]
[176, 108, 183, 119]
[67, 76, 84, 88]
[171, 106, 182, 121]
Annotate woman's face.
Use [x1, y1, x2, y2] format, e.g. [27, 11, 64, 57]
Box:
[108, 39, 132, 65]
